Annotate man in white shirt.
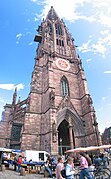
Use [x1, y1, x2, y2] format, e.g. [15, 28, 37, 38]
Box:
[65, 157, 75, 179]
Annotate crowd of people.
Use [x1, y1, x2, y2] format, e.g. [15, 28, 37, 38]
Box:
[55, 151, 110, 179]
[0, 150, 110, 178]
[1, 152, 27, 173]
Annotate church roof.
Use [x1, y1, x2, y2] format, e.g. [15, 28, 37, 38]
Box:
[46, 6, 59, 20]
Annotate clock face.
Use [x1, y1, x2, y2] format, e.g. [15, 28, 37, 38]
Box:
[56, 58, 70, 71]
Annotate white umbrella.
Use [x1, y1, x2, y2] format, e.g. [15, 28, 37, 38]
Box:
[65, 145, 111, 153]
[97, 145, 111, 149]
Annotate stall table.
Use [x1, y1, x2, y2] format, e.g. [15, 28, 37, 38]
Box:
[21, 162, 44, 174]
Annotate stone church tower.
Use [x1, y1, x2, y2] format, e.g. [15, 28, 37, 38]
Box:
[0, 7, 101, 156]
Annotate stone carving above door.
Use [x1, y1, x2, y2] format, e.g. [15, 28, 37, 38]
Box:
[57, 96, 75, 111]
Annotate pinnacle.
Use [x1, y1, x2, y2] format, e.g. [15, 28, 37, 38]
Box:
[46, 6, 59, 21]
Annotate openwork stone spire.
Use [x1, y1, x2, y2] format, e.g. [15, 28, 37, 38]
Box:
[46, 6, 59, 20]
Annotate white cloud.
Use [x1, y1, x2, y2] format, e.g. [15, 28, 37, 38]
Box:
[0, 97, 5, 103]
[30, 0, 111, 57]
[15, 84, 24, 91]
[102, 96, 107, 101]
[92, 43, 106, 56]
[0, 83, 24, 91]
[26, 32, 32, 35]
[100, 30, 109, 35]
[99, 13, 111, 28]
[78, 40, 91, 53]
[104, 71, 111, 74]
[16, 33, 22, 39]
[78, 15, 96, 23]
[78, 33, 111, 57]
[0, 84, 15, 90]
[16, 33, 22, 44]
[16, 31, 33, 44]
[28, 42, 34, 45]
[0, 107, 3, 112]
[105, 121, 111, 126]
[34, 0, 87, 22]
[16, 41, 19, 44]
[86, 59, 92, 63]
[31, 0, 111, 27]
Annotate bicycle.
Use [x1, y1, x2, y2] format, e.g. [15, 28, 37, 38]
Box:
[94, 170, 110, 179]
[75, 167, 110, 179]
[94, 163, 111, 178]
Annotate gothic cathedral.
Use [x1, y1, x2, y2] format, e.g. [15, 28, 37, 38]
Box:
[0, 7, 101, 156]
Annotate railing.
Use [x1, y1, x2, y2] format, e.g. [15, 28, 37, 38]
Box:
[58, 145, 70, 155]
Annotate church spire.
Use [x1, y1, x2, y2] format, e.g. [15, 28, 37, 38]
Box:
[17, 96, 21, 103]
[46, 6, 59, 21]
[12, 87, 17, 105]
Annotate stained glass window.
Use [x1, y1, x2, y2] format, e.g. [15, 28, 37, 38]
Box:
[11, 124, 22, 141]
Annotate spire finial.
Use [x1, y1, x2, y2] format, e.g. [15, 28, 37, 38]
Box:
[46, 6, 59, 21]
[12, 87, 17, 105]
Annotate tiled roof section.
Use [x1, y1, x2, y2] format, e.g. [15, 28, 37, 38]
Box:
[46, 6, 59, 20]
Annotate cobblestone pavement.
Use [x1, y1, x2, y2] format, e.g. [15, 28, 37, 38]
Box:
[0, 170, 42, 179]
[0, 165, 54, 179]
[0, 169, 53, 179]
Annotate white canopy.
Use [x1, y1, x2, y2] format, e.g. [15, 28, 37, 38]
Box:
[65, 145, 111, 153]
[0, 148, 12, 152]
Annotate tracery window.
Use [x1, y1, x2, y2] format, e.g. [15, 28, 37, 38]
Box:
[61, 76, 70, 96]
[62, 40, 64, 47]
[56, 39, 64, 46]
[11, 124, 22, 141]
[56, 39, 59, 45]
[49, 23, 53, 33]
[55, 24, 63, 35]
[59, 39, 61, 46]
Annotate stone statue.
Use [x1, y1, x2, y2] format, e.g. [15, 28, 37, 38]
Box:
[50, 90, 55, 107]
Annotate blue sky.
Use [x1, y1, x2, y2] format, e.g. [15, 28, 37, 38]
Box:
[0, 0, 111, 134]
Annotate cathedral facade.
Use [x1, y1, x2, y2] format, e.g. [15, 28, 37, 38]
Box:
[0, 7, 101, 156]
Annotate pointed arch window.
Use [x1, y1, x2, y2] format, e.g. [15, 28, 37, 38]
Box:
[55, 24, 63, 35]
[62, 40, 64, 47]
[61, 76, 70, 96]
[11, 124, 22, 141]
[49, 23, 53, 33]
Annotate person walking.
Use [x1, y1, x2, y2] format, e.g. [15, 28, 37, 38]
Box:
[65, 156, 75, 179]
[78, 152, 93, 179]
[13, 154, 18, 171]
[16, 155, 22, 172]
[56, 156, 65, 179]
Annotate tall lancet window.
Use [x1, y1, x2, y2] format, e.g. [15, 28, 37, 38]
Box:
[61, 76, 70, 96]
[49, 23, 53, 33]
[55, 24, 63, 35]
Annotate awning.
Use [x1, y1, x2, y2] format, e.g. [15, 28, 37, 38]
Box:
[65, 145, 111, 153]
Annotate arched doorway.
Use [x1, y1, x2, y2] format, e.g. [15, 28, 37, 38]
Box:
[58, 119, 75, 155]
[57, 108, 85, 155]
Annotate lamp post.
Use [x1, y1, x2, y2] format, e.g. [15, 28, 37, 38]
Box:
[60, 138, 62, 155]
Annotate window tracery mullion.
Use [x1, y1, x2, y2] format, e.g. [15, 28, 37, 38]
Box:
[61, 77, 69, 96]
